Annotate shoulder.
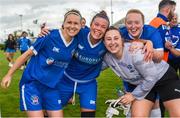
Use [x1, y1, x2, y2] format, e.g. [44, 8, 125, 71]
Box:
[49, 29, 60, 36]
[119, 26, 127, 34]
[143, 25, 160, 37]
[143, 25, 157, 32]
[119, 26, 129, 39]
[149, 17, 166, 28]
[104, 52, 112, 60]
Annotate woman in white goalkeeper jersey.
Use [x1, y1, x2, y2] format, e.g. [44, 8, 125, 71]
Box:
[102, 26, 180, 117]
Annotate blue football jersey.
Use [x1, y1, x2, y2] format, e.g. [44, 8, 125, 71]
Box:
[20, 29, 79, 88]
[18, 37, 31, 51]
[64, 29, 107, 82]
[168, 24, 180, 62]
[120, 25, 164, 50]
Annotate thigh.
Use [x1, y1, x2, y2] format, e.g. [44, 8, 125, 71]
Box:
[42, 87, 62, 110]
[5, 52, 10, 57]
[26, 110, 44, 117]
[19, 81, 42, 111]
[9, 52, 15, 57]
[47, 110, 63, 117]
[58, 76, 74, 107]
[163, 99, 180, 117]
[78, 81, 97, 111]
[131, 99, 154, 117]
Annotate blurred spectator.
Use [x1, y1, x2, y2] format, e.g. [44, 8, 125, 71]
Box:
[4, 34, 17, 67]
[81, 17, 89, 29]
[166, 13, 180, 76]
[17, 31, 31, 69]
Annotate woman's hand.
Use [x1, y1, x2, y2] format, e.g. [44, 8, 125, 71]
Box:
[1, 75, 12, 88]
[119, 92, 135, 105]
[165, 41, 173, 50]
[142, 40, 153, 62]
[38, 28, 50, 37]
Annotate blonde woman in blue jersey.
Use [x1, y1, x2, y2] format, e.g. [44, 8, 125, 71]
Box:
[103, 26, 180, 117]
[1, 9, 82, 117]
[39, 10, 110, 117]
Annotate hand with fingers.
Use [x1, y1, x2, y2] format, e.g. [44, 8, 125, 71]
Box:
[38, 27, 50, 37]
[142, 40, 153, 62]
[165, 41, 173, 50]
[105, 97, 131, 117]
[1, 75, 12, 89]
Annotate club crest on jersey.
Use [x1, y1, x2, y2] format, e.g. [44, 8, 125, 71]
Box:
[46, 57, 54, 65]
[78, 44, 84, 50]
[31, 95, 39, 105]
[127, 65, 135, 73]
[90, 100, 96, 105]
[52, 47, 60, 53]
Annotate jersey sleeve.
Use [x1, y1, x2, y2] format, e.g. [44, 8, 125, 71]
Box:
[101, 54, 109, 71]
[131, 51, 159, 100]
[150, 29, 164, 51]
[30, 35, 49, 55]
[158, 25, 169, 50]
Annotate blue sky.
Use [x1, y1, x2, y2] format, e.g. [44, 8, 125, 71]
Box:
[0, 0, 179, 42]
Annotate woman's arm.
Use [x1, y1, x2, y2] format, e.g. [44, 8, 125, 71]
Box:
[165, 41, 180, 57]
[131, 51, 159, 100]
[139, 39, 164, 63]
[1, 49, 34, 88]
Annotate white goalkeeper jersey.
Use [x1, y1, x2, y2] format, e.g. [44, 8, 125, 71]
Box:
[102, 43, 169, 100]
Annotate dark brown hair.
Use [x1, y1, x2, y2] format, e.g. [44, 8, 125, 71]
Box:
[8, 34, 15, 40]
[158, 0, 176, 11]
[90, 10, 110, 27]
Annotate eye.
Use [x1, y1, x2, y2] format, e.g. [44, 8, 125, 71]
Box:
[101, 25, 107, 30]
[93, 22, 101, 27]
[114, 37, 119, 40]
[74, 22, 79, 25]
[66, 21, 72, 24]
[105, 37, 111, 41]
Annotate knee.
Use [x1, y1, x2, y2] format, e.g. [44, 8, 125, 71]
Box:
[131, 110, 150, 117]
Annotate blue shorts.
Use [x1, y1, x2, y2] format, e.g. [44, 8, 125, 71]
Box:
[58, 75, 97, 110]
[5, 48, 16, 53]
[19, 81, 62, 111]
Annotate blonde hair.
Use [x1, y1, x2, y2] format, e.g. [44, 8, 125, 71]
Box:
[125, 9, 145, 24]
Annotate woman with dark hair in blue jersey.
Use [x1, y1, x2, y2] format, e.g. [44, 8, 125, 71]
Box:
[58, 10, 110, 117]
[1, 9, 82, 117]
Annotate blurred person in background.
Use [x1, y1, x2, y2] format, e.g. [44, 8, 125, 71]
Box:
[4, 34, 17, 67]
[166, 13, 180, 76]
[17, 31, 31, 69]
[81, 17, 89, 30]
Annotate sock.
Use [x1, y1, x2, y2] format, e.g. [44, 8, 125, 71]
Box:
[81, 111, 95, 118]
[150, 108, 161, 117]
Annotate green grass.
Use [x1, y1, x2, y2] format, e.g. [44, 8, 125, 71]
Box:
[0, 50, 125, 117]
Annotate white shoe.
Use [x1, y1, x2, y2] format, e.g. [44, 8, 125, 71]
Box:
[8, 63, 13, 67]
[20, 66, 24, 70]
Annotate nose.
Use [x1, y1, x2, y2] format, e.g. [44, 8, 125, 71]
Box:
[110, 39, 115, 44]
[131, 23, 136, 28]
